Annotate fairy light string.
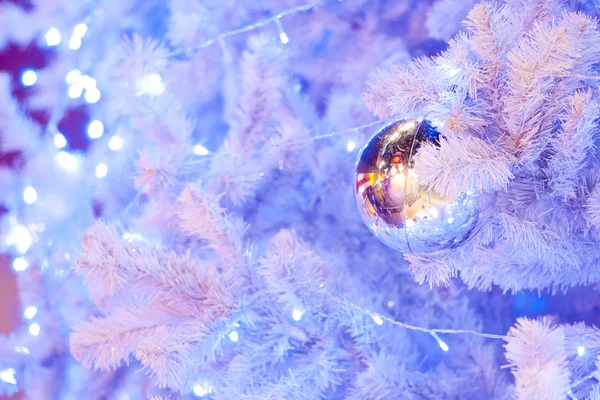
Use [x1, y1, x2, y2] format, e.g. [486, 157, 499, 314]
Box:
[167, 1, 320, 57]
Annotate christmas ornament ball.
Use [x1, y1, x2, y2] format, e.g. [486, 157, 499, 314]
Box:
[355, 118, 480, 253]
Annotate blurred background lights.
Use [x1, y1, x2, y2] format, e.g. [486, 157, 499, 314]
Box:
[108, 136, 123, 150]
[192, 383, 212, 397]
[69, 36, 82, 50]
[0, 368, 16, 385]
[12, 257, 29, 272]
[44, 28, 61, 46]
[578, 345, 585, 356]
[23, 186, 37, 204]
[87, 120, 104, 139]
[292, 309, 303, 321]
[21, 69, 37, 86]
[79, 75, 96, 89]
[29, 323, 40, 336]
[95, 163, 108, 179]
[138, 73, 165, 96]
[24, 306, 38, 320]
[53, 132, 67, 148]
[65, 69, 81, 83]
[346, 140, 356, 152]
[85, 87, 101, 103]
[14, 345, 29, 354]
[5, 225, 33, 254]
[68, 84, 83, 99]
[56, 151, 81, 173]
[229, 330, 239, 342]
[372, 315, 384, 325]
[73, 23, 88, 37]
[193, 144, 209, 156]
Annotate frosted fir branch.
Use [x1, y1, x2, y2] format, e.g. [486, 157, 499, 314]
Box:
[364, 57, 440, 119]
[258, 230, 330, 312]
[505, 0, 561, 32]
[404, 251, 457, 289]
[114, 34, 169, 93]
[413, 135, 513, 197]
[167, 0, 216, 48]
[207, 141, 268, 206]
[70, 307, 203, 374]
[136, 327, 192, 389]
[134, 147, 181, 195]
[426, 0, 478, 41]
[129, 93, 196, 149]
[589, 385, 600, 400]
[347, 351, 424, 399]
[78, 221, 241, 317]
[228, 35, 286, 149]
[497, 213, 559, 261]
[504, 318, 571, 400]
[463, 3, 519, 71]
[437, 34, 486, 96]
[176, 184, 248, 264]
[503, 12, 600, 159]
[547, 91, 600, 199]
[588, 186, 600, 232]
[426, 91, 487, 136]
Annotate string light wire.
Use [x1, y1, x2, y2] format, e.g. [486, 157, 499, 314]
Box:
[167, 1, 320, 57]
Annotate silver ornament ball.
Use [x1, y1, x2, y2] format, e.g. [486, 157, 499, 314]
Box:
[355, 118, 480, 253]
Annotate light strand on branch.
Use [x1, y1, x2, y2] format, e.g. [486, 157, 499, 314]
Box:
[329, 296, 506, 340]
[185, 118, 398, 166]
[167, 1, 320, 57]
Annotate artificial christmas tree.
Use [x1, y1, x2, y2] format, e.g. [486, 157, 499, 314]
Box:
[2, 1, 600, 399]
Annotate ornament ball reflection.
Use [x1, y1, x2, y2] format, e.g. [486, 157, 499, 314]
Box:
[355, 118, 480, 253]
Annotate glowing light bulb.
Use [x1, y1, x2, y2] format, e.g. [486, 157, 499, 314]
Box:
[73, 23, 88, 37]
[275, 18, 289, 44]
[28, 323, 40, 336]
[78, 75, 96, 89]
[577, 345, 585, 356]
[0, 368, 16, 385]
[108, 136, 123, 151]
[45, 28, 61, 46]
[12, 257, 29, 272]
[69, 36, 82, 50]
[292, 309, 303, 321]
[95, 163, 108, 178]
[279, 32, 289, 44]
[85, 87, 101, 103]
[21, 70, 37, 86]
[372, 315, 384, 325]
[138, 73, 165, 96]
[439, 341, 449, 352]
[66, 69, 81, 83]
[24, 306, 37, 320]
[229, 330, 239, 342]
[347, 141, 356, 152]
[54, 133, 67, 148]
[87, 120, 104, 139]
[68, 84, 83, 99]
[56, 151, 81, 173]
[5, 226, 32, 254]
[23, 186, 37, 204]
[193, 144, 209, 156]
[193, 383, 212, 397]
[14, 345, 29, 354]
